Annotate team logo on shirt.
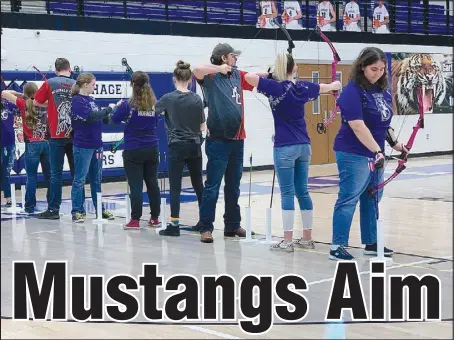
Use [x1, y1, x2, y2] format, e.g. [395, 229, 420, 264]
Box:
[373, 93, 392, 121]
[232, 86, 241, 105]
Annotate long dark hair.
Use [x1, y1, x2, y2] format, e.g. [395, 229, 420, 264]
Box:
[129, 71, 156, 111]
[349, 47, 389, 91]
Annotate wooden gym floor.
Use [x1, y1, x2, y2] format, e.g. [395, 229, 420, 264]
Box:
[1, 155, 452, 339]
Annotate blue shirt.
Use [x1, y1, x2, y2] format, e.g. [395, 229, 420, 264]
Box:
[257, 78, 320, 147]
[1, 100, 20, 147]
[111, 100, 159, 150]
[71, 94, 104, 149]
[334, 81, 393, 158]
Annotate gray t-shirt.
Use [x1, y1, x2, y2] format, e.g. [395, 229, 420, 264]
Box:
[154, 90, 205, 144]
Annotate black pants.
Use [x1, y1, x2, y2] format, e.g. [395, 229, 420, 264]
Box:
[168, 142, 204, 219]
[123, 146, 160, 220]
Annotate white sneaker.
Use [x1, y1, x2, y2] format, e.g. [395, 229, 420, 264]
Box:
[270, 240, 294, 252]
[294, 238, 315, 249]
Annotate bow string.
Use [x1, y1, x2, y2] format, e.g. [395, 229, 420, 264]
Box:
[110, 58, 134, 154]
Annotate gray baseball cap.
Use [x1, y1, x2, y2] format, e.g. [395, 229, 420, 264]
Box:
[211, 43, 241, 58]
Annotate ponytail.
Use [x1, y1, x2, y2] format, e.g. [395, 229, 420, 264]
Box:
[273, 52, 295, 81]
[22, 82, 39, 130]
[71, 83, 81, 96]
[25, 97, 38, 130]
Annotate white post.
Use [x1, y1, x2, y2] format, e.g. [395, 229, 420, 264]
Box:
[21, 185, 26, 211]
[240, 206, 258, 244]
[159, 197, 167, 230]
[7, 183, 22, 213]
[93, 192, 108, 224]
[125, 183, 131, 223]
[370, 219, 393, 265]
[259, 207, 278, 245]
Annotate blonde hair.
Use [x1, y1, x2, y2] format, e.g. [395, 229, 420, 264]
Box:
[71, 73, 95, 95]
[273, 52, 295, 81]
[23, 82, 39, 130]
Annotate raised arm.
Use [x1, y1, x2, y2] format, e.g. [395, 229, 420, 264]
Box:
[193, 64, 231, 80]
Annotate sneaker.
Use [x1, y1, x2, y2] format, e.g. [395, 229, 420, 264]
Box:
[224, 227, 255, 238]
[159, 224, 180, 236]
[329, 246, 354, 261]
[24, 208, 35, 214]
[200, 231, 213, 243]
[5, 199, 12, 208]
[124, 219, 140, 230]
[294, 238, 315, 249]
[38, 210, 60, 220]
[270, 240, 294, 252]
[72, 212, 85, 223]
[364, 243, 393, 257]
[149, 217, 161, 228]
[102, 210, 114, 220]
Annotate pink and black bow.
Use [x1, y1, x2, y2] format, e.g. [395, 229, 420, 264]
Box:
[368, 90, 425, 195]
[314, 26, 341, 134]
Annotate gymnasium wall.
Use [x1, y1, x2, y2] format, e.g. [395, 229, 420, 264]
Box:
[1, 27, 452, 182]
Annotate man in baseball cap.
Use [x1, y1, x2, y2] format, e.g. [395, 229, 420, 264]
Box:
[192, 43, 259, 243]
[211, 43, 242, 59]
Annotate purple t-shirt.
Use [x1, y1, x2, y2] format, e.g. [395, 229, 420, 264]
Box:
[1, 100, 20, 147]
[71, 94, 104, 149]
[334, 81, 393, 158]
[257, 78, 320, 147]
[111, 100, 159, 150]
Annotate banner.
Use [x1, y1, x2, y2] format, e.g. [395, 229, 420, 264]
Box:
[389, 52, 453, 115]
[1, 70, 180, 183]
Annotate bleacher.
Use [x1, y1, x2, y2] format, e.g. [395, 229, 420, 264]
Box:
[3, 0, 452, 36]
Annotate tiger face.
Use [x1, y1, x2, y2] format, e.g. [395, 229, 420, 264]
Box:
[395, 53, 446, 115]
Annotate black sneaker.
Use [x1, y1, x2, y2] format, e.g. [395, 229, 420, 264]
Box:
[329, 246, 354, 261]
[5, 199, 12, 208]
[37, 210, 60, 220]
[159, 224, 180, 236]
[364, 243, 393, 257]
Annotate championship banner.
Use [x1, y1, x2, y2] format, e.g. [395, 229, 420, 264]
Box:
[1, 70, 176, 184]
[388, 52, 453, 115]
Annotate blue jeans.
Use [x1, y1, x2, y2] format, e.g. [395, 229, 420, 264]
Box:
[1, 144, 15, 199]
[71, 146, 103, 216]
[198, 138, 244, 233]
[48, 138, 76, 212]
[24, 142, 51, 211]
[273, 143, 313, 211]
[332, 151, 384, 246]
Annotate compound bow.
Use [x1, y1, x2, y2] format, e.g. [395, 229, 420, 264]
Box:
[313, 26, 341, 134]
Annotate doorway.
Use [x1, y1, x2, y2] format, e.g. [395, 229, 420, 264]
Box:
[297, 63, 350, 165]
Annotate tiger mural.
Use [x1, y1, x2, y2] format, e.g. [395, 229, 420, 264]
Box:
[391, 53, 446, 115]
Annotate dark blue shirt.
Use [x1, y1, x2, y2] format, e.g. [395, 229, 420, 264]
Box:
[199, 68, 254, 140]
[111, 100, 159, 150]
[334, 81, 393, 158]
[257, 78, 320, 147]
[1, 100, 20, 147]
[71, 94, 104, 149]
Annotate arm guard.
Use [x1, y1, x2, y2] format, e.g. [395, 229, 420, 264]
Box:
[386, 126, 398, 147]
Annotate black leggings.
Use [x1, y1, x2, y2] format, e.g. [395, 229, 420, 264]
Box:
[167, 142, 204, 219]
[123, 146, 160, 220]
